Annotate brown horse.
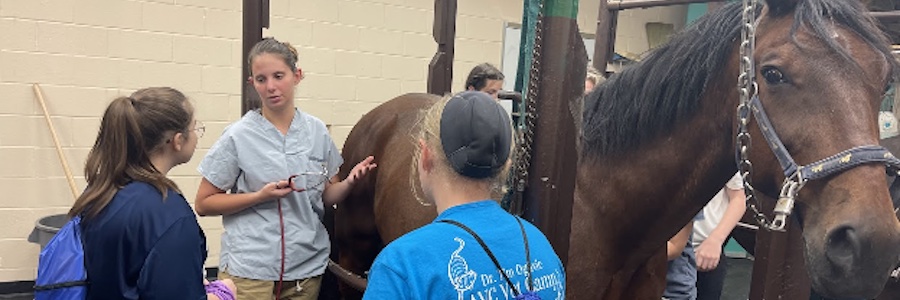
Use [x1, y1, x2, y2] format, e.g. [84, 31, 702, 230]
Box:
[330, 93, 440, 299]
[330, 1, 900, 299]
[571, 0, 900, 299]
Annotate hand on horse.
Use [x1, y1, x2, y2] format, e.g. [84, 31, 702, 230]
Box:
[257, 180, 292, 202]
[344, 156, 377, 186]
[695, 238, 723, 272]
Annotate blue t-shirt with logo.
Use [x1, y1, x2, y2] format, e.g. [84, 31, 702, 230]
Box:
[364, 200, 565, 300]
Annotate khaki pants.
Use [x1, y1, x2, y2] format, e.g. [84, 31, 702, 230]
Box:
[218, 268, 321, 300]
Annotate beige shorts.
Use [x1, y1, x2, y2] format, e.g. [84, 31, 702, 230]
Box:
[217, 268, 321, 300]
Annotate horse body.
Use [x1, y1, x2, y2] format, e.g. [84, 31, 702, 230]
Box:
[333, 93, 438, 299]
[572, 1, 899, 299]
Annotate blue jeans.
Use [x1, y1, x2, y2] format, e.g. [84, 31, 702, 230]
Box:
[696, 250, 726, 300]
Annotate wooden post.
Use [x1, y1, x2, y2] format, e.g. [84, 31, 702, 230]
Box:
[523, 0, 585, 265]
[242, 0, 268, 115]
[427, 0, 457, 96]
[592, 0, 615, 76]
[747, 201, 811, 300]
[608, 0, 726, 10]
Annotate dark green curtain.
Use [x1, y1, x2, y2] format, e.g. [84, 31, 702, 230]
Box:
[514, 0, 540, 95]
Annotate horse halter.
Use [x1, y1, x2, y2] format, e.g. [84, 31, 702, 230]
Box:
[736, 0, 900, 232]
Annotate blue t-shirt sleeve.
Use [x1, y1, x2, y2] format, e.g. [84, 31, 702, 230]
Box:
[198, 129, 240, 191]
[363, 256, 411, 299]
[137, 216, 207, 300]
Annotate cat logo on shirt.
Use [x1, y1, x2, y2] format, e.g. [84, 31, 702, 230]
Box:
[448, 237, 477, 300]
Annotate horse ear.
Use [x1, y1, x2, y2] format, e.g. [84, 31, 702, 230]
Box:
[764, 0, 800, 15]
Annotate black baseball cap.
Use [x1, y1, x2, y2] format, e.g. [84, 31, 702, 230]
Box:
[440, 91, 513, 179]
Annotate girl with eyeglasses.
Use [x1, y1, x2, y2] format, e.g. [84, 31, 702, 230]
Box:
[70, 87, 236, 300]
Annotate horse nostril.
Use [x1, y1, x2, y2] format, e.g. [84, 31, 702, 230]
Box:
[825, 225, 862, 272]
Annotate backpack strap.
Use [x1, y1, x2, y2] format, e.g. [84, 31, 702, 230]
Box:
[439, 216, 534, 296]
[516, 217, 534, 292]
[34, 280, 89, 291]
[78, 215, 89, 288]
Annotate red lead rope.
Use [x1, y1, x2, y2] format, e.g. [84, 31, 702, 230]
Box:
[276, 199, 286, 299]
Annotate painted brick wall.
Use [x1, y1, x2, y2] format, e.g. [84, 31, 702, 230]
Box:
[0, 0, 243, 282]
[0, 0, 685, 282]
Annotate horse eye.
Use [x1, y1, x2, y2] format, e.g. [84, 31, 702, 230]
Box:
[761, 67, 788, 84]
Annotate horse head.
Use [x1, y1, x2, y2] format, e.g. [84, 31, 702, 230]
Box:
[749, 0, 900, 297]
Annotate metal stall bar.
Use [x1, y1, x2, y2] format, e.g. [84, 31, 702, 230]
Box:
[872, 11, 900, 21]
[610, 0, 728, 10]
[592, 0, 727, 75]
[593, 1, 898, 75]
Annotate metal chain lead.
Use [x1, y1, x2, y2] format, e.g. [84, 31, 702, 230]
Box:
[512, 0, 543, 214]
[737, 0, 777, 230]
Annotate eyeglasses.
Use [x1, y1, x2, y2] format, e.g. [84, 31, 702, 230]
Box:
[193, 120, 206, 138]
[287, 164, 329, 192]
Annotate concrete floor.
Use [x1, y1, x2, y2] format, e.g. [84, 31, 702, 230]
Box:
[721, 257, 754, 300]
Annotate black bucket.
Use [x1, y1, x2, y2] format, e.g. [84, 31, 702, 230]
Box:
[28, 214, 70, 250]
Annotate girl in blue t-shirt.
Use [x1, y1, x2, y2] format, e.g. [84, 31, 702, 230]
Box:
[364, 91, 566, 300]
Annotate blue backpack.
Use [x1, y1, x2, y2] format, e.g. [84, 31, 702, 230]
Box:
[34, 215, 88, 300]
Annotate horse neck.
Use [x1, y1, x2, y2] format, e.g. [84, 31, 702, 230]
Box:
[573, 59, 741, 266]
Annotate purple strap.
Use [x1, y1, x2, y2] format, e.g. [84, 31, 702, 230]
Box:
[205, 280, 235, 300]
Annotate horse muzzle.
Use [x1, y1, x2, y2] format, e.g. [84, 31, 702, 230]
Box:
[806, 218, 900, 299]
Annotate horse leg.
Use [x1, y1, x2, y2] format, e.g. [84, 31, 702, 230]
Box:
[320, 206, 341, 300]
[603, 250, 667, 300]
[336, 231, 380, 299]
[335, 204, 382, 300]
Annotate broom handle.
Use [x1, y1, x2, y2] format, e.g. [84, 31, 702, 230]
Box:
[32, 84, 80, 200]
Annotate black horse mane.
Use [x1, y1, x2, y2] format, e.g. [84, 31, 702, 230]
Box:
[582, 0, 897, 156]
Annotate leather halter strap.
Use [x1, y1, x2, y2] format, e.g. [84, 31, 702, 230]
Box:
[750, 95, 900, 181]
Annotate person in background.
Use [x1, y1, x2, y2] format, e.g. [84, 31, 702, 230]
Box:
[664, 214, 701, 300]
[195, 37, 375, 300]
[693, 173, 745, 300]
[585, 64, 605, 95]
[70, 87, 236, 300]
[464, 63, 505, 99]
[363, 91, 565, 299]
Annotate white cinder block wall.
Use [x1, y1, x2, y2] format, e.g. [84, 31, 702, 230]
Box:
[0, 0, 686, 282]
